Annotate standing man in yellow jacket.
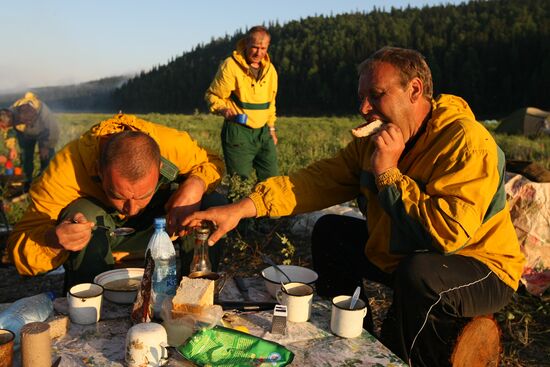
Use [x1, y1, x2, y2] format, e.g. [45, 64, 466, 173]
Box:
[186, 47, 525, 366]
[8, 114, 225, 290]
[205, 25, 278, 181]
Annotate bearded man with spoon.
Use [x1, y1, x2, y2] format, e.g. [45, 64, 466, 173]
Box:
[7, 114, 226, 291]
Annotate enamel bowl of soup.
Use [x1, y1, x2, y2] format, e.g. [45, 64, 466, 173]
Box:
[261, 265, 318, 298]
[94, 268, 144, 304]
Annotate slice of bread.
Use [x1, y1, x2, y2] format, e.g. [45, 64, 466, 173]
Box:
[172, 276, 215, 316]
[351, 119, 384, 138]
[171, 304, 223, 320]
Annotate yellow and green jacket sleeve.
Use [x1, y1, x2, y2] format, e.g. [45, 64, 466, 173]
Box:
[248, 95, 524, 290]
[7, 114, 224, 276]
[205, 39, 278, 129]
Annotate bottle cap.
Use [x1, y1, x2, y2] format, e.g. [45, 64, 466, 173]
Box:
[154, 217, 166, 229]
[195, 227, 210, 235]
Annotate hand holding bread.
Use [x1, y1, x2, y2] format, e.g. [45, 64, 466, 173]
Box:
[351, 119, 384, 138]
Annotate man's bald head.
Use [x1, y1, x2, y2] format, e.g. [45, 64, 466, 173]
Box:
[99, 131, 161, 181]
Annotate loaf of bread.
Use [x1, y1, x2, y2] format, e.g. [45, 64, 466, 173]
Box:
[171, 276, 215, 316]
[351, 119, 384, 138]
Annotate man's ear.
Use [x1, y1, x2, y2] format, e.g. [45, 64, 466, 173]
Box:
[409, 77, 423, 102]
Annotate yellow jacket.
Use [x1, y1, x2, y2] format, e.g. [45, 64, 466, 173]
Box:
[205, 38, 278, 129]
[249, 95, 525, 290]
[8, 114, 224, 276]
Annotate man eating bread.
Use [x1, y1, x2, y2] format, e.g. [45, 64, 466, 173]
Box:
[183, 46, 524, 366]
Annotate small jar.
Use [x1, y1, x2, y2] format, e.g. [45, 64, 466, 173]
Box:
[190, 227, 211, 274]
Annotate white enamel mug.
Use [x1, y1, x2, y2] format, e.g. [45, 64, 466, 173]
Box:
[68, 283, 103, 325]
[125, 322, 169, 367]
[330, 295, 367, 338]
[276, 282, 313, 323]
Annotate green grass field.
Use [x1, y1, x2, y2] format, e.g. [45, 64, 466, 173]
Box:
[55, 113, 366, 175]
[56, 112, 550, 172]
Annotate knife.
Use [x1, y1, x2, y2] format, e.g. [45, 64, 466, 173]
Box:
[218, 301, 277, 311]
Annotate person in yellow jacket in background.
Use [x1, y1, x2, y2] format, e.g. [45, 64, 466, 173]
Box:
[1, 92, 59, 191]
[205, 25, 278, 181]
[185, 47, 525, 366]
[8, 114, 226, 291]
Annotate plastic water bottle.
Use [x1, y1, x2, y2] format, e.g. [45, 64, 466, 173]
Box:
[147, 217, 178, 319]
[0, 292, 55, 347]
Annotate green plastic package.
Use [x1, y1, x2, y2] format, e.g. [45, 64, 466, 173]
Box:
[177, 325, 294, 367]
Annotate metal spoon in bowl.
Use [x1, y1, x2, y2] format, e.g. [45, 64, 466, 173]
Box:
[280, 280, 289, 293]
[261, 254, 292, 283]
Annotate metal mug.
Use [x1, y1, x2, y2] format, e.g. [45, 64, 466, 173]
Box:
[276, 282, 313, 323]
[330, 295, 367, 338]
[67, 283, 104, 325]
[0, 329, 15, 367]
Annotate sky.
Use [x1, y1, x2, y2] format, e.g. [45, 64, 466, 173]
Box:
[0, 0, 466, 92]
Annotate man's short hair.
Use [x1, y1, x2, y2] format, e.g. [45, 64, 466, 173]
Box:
[358, 46, 433, 99]
[99, 131, 161, 182]
[247, 25, 270, 41]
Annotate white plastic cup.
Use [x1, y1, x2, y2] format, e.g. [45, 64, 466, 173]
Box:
[276, 282, 313, 323]
[125, 322, 169, 367]
[67, 283, 103, 325]
[330, 295, 367, 338]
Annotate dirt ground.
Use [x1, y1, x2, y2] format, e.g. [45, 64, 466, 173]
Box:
[1, 217, 549, 366]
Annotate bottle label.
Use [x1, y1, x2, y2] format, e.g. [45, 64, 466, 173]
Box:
[152, 261, 177, 296]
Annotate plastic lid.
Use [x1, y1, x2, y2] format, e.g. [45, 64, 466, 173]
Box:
[154, 217, 166, 229]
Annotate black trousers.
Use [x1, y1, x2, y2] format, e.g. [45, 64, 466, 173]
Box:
[311, 214, 514, 367]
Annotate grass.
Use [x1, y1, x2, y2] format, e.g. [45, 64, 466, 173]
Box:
[2, 112, 550, 365]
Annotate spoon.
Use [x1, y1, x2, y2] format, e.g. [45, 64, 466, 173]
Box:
[350, 286, 361, 309]
[72, 219, 135, 237]
[95, 225, 136, 237]
[261, 254, 292, 283]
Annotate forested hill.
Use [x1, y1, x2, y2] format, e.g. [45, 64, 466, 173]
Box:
[114, 0, 549, 119]
[0, 76, 128, 112]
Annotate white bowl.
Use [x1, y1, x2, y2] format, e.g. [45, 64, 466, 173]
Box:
[93, 268, 144, 304]
[261, 265, 318, 298]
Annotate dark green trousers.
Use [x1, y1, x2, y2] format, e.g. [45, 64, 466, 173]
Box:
[221, 121, 278, 181]
[61, 188, 227, 292]
[15, 131, 54, 190]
